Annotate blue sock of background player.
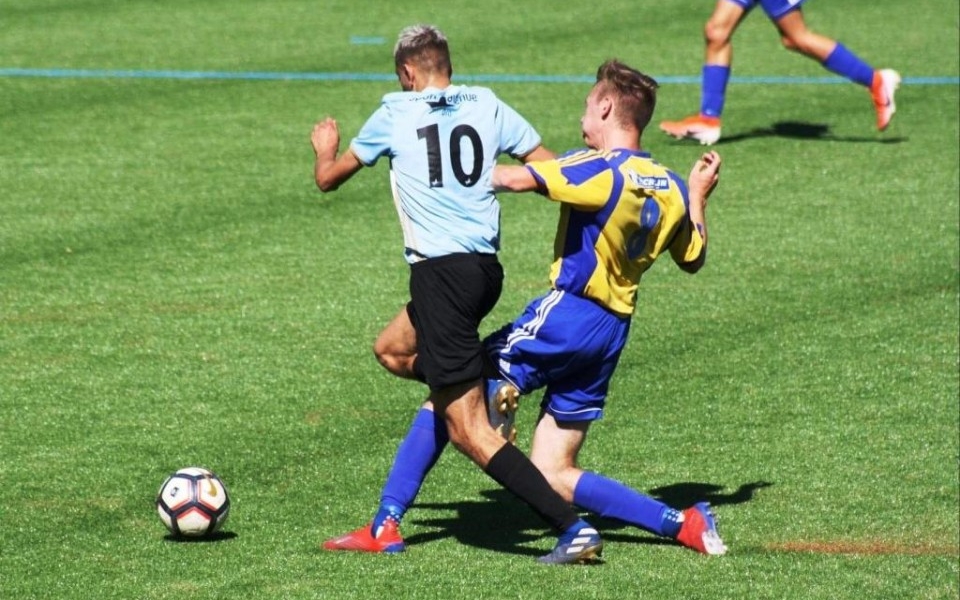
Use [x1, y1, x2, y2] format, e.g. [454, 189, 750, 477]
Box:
[372, 389, 684, 540]
[700, 43, 874, 118]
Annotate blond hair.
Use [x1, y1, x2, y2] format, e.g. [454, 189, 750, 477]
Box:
[394, 24, 453, 77]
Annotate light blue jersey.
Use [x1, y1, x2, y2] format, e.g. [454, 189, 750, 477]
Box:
[350, 85, 541, 263]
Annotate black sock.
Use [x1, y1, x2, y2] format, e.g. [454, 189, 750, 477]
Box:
[484, 443, 580, 532]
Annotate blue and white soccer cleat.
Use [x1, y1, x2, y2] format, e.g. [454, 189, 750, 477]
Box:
[538, 522, 604, 565]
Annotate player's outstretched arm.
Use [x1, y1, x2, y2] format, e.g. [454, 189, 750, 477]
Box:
[492, 164, 539, 193]
[312, 117, 363, 192]
[519, 145, 555, 163]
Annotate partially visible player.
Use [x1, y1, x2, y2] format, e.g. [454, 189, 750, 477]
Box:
[659, 0, 900, 144]
[313, 24, 603, 565]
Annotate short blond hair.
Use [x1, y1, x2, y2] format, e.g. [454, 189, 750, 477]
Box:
[394, 24, 452, 77]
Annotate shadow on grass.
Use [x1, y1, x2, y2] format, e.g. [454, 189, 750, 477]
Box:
[647, 480, 773, 509]
[162, 531, 237, 543]
[407, 480, 773, 556]
[666, 121, 907, 144]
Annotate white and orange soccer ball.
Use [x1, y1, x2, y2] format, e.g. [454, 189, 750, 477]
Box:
[156, 467, 230, 537]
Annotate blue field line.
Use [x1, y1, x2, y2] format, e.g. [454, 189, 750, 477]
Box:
[0, 67, 957, 86]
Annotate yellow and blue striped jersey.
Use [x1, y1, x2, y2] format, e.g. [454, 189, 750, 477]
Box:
[525, 148, 704, 317]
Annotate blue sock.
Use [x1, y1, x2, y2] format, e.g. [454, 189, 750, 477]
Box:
[700, 65, 730, 118]
[822, 43, 874, 87]
[573, 471, 684, 538]
[372, 408, 449, 534]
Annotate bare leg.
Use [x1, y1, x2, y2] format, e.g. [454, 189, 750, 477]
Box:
[528, 411, 590, 503]
[703, 0, 748, 67]
[774, 9, 837, 60]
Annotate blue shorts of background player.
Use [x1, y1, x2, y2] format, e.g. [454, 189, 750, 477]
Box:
[484, 289, 629, 423]
[726, 0, 807, 20]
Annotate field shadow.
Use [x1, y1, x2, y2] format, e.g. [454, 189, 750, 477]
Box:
[407, 480, 773, 555]
[665, 121, 906, 144]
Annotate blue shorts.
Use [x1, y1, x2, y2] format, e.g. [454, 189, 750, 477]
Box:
[484, 290, 630, 422]
[725, 0, 807, 20]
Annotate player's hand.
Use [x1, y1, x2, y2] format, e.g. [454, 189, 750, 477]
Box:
[311, 117, 340, 157]
[688, 150, 721, 203]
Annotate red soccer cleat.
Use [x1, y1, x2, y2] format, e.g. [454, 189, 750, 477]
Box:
[322, 519, 406, 553]
[870, 69, 901, 131]
[676, 502, 728, 555]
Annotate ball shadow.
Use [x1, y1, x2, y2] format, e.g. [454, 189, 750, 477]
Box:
[162, 531, 238, 543]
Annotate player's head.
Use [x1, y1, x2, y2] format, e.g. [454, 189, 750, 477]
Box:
[394, 24, 453, 91]
[585, 60, 659, 138]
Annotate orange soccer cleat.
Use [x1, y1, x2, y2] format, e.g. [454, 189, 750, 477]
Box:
[871, 69, 901, 131]
[659, 115, 722, 145]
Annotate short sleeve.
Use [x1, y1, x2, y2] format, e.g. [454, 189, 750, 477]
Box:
[350, 102, 394, 166]
[495, 99, 542, 159]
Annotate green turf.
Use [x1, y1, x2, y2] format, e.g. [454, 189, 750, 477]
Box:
[1, 1, 958, 599]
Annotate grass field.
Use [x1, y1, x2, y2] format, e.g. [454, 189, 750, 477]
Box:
[1, 1, 958, 599]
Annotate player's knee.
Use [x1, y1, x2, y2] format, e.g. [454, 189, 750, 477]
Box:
[703, 19, 731, 48]
[372, 341, 390, 367]
[372, 342, 402, 375]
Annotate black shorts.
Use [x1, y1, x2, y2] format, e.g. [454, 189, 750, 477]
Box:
[407, 253, 503, 392]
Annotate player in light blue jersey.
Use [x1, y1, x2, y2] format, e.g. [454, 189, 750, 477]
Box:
[348, 59, 728, 559]
[660, 0, 900, 145]
[312, 24, 603, 565]
[348, 85, 542, 262]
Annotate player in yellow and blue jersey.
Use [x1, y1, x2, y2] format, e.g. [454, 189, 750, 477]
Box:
[486, 60, 727, 555]
[313, 24, 603, 565]
[659, 0, 900, 144]
[484, 150, 705, 422]
[363, 59, 727, 559]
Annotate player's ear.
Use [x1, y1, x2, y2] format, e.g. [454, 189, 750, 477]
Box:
[598, 95, 614, 120]
[396, 62, 416, 90]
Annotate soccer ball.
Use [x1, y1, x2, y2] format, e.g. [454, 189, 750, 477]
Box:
[156, 467, 230, 537]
